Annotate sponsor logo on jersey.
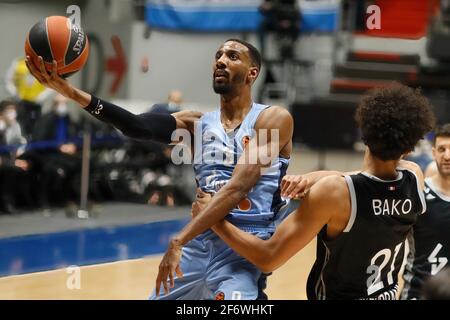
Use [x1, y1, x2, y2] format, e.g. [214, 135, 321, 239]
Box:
[237, 198, 251, 211]
[242, 136, 250, 148]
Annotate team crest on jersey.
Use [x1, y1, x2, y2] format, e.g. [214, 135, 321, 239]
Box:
[237, 198, 251, 211]
[215, 291, 225, 300]
[242, 136, 250, 147]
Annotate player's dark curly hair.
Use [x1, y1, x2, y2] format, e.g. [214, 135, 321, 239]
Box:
[355, 83, 435, 161]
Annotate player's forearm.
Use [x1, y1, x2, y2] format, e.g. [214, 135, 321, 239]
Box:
[173, 182, 250, 245]
[174, 163, 261, 245]
[212, 220, 275, 272]
[69, 87, 92, 107]
[78, 95, 176, 143]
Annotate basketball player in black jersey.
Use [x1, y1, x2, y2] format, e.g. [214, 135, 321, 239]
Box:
[193, 84, 435, 299]
[401, 124, 450, 299]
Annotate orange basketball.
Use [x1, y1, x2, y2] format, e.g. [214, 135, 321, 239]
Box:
[25, 16, 89, 77]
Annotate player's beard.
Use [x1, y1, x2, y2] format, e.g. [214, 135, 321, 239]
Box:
[213, 73, 245, 95]
[213, 80, 232, 94]
[437, 160, 450, 178]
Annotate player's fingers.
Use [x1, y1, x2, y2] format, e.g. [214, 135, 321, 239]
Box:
[51, 60, 58, 80]
[280, 176, 287, 191]
[168, 266, 175, 288]
[38, 56, 50, 81]
[281, 176, 294, 196]
[160, 266, 169, 295]
[175, 265, 184, 279]
[290, 178, 308, 198]
[283, 176, 303, 198]
[155, 271, 162, 297]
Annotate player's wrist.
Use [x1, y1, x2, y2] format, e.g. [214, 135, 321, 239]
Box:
[169, 237, 184, 249]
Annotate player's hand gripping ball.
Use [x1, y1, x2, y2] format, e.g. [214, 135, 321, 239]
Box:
[25, 16, 89, 77]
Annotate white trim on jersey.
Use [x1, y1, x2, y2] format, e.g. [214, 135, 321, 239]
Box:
[360, 171, 404, 182]
[343, 175, 357, 233]
[425, 177, 450, 203]
[315, 241, 331, 300]
[397, 167, 427, 214]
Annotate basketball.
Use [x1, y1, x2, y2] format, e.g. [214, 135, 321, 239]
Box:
[25, 16, 89, 77]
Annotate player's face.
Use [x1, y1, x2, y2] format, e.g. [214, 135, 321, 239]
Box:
[433, 136, 450, 177]
[212, 41, 253, 95]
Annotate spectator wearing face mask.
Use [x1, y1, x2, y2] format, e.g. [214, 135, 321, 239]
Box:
[5, 57, 53, 139]
[0, 100, 33, 214]
[144, 90, 184, 206]
[29, 94, 82, 210]
[0, 100, 26, 147]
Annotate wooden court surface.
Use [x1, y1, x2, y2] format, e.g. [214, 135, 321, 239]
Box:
[0, 241, 316, 300]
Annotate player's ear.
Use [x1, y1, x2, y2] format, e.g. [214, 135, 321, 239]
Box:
[248, 67, 259, 83]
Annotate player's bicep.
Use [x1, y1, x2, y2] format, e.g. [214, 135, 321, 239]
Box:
[265, 183, 334, 270]
[254, 106, 293, 153]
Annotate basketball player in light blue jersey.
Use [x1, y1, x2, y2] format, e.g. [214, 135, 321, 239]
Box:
[154, 39, 294, 300]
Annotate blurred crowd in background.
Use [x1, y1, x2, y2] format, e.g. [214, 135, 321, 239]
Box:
[0, 0, 446, 215]
[0, 57, 190, 214]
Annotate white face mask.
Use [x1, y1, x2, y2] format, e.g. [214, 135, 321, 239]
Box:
[0, 119, 6, 131]
[5, 110, 17, 121]
[56, 103, 68, 116]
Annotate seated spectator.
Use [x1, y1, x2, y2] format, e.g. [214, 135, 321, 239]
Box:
[28, 94, 82, 210]
[0, 100, 33, 213]
[5, 57, 53, 139]
[0, 100, 26, 146]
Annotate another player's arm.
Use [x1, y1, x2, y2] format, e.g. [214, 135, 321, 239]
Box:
[25, 56, 201, 142]
[281, 169, 360, 199]
[398, 159, 425, 191]
[172, 106, 293, 245]
[212, 175, 349, 272]
[155, 106, 293, 295]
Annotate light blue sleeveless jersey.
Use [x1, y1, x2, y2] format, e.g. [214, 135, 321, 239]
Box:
[193, 103, 290, 232]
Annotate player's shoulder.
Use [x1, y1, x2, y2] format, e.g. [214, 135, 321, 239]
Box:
[398, 159, 422, 175]
[311, 175, 349, 202]
[398, 160, 425, 186]
[255, 105, 293, 129]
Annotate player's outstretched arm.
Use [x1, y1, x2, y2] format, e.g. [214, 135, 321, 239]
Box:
[213, 175, 348, 272]
[25, 56, 202, 143]
[155, 106, 293, 296]
[281, 169, 361, 199]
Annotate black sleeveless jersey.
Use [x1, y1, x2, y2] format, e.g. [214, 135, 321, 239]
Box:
[401, 178, 450, 300]
[307, 169, 425, 300]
